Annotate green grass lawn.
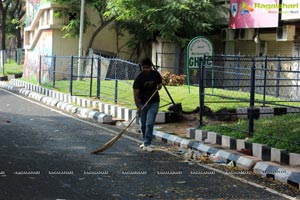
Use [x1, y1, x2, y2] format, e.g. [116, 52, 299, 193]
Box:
[0, 60, 23, 76]
[202, 113, 300, 153]
[20, 78, 300, 154]
[39, 79, 300, 113]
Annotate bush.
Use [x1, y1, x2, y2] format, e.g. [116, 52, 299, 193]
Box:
[161, 71, 186, 86]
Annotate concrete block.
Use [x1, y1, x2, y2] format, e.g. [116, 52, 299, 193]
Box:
[174, 137, 183, 146]
[236, 108, 248, 119]
[117, 107, 124, 119]
[124, 108, 131, 121]
[254, 162, 270, 176]
[252, 143, 263, 159]
[153, 130, 167, 140]
[287, 107, 300, 114]
[259, 107, 274, 118]
[86, 99, 92, 108]
[96, 113, 113, 123]
[196, 143, 211, 153]
[155, 112, 165, 123]
[290, 153, 300, 166]
[167, 135, 177, 144]
[237, 156, 258, 170]
[186, 128, 196, 139]
[217, 149, 231, 160]
[271, 148, 281, 163]
[280, 150, 290, 164]
[88, 110, 98, 119]
[230, 138, 237, 150]
[77, 108, 90, 118]
[205, 132, 217, 144]
[221, 135, 231, 148]
[50, 99, 59, 107]
[104, 104, 110, 114]
[275, 169, 292, 183]
[195, 130, 207, 142]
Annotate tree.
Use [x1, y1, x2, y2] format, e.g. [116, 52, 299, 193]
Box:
[51, 0, 114, 56]
[106, 0, 228, 47]
[0, 1, 11, 50]
[8, 0, 26, 48]
[0, 0, 25, 50]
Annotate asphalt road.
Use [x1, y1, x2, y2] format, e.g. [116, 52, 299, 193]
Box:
[0, 88, 289, 200]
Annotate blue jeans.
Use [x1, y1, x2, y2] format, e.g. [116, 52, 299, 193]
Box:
[139, 102, 159, 146]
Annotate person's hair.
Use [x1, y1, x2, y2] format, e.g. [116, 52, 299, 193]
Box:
[141, 57, 153, 66]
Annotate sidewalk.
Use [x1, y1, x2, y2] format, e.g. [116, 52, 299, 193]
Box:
[0, 79, 300, 190]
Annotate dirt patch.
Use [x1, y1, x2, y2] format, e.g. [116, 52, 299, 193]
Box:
[154, 112, 232, 138]
[154, 113, 201, 138]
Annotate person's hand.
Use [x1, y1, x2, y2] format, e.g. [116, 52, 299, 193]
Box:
[137, 106, 142, 115]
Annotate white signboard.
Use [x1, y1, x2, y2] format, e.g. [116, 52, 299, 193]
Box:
[187, 36, 213, 69]
[281, 0, 300, 20]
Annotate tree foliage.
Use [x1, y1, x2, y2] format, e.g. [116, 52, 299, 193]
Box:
[51, 0, 114, 55]
[49, 0, 227, 59]
[106, 0, 228, 46]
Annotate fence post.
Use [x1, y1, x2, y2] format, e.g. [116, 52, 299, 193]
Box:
[235, 55, 240, 90]
[276, 57, 281, 97]
[114, 60, 118, 104]
[38, 55, 42, 85]
[96, 56, 101, 99]
[248, 58, 256, 137]
[263, 56, 268, 106]
[1, 50, 4, 75]
[89, 57, 94, 97]
[198, 56, 205, 128]
[53, 55, 56, 88]
[70, 56, 74, 96]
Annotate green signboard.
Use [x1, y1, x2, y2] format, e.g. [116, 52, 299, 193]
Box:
[186, 36, 214, 93]
[187, 36, 213, 69]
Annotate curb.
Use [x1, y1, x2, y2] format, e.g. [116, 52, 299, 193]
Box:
[236, 106, 300, 119]
[6, 79, 178, 124]
[0, 81, 112, 124]
[153, 129, 300, 189]
[187, 129, 300, 166]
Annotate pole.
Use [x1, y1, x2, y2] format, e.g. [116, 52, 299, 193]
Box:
[248, 58, 256, 137]
[78, 0, 85, 80]
[199, 57, 205, 128]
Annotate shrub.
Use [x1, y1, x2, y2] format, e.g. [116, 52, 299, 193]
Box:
[161, 71, 186, 86]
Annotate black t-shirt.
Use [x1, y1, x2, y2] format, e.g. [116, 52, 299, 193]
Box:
[133, 70, 162, 104]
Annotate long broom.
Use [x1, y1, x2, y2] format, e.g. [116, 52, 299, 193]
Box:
[91, 88, 158, 154]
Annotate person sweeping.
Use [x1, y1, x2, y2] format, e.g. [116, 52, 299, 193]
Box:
[91, 57, 161, 154]
[133, 57, 162, 152]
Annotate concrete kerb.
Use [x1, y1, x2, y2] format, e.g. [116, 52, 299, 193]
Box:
[6, 79, 178, 124]
[185, 127, 300, 189]
[0, 81, 113, 124]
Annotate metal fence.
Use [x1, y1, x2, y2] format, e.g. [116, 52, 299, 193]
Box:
[39, 55, 140, 106]
[0, 49, 24, 74]
[195, 55, 300, 137]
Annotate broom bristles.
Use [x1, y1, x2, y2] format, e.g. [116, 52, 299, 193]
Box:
[91, 116, 136, 154]
[91, 88, 158, 154]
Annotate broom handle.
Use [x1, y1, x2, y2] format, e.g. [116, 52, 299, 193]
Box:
[91, 88, 159, 154]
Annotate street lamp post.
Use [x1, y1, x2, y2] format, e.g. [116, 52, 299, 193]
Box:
[78, 0, 85, 80]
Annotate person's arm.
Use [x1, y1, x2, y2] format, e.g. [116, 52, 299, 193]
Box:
[133, 88, 142, 113]
[156, 71, 163, 90]
[157, 83, 162, 90]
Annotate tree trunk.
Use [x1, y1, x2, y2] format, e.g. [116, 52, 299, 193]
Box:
[85, 19, 113, 56]
[16, 28, 22, 48]
[1, 14, 6, 50]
